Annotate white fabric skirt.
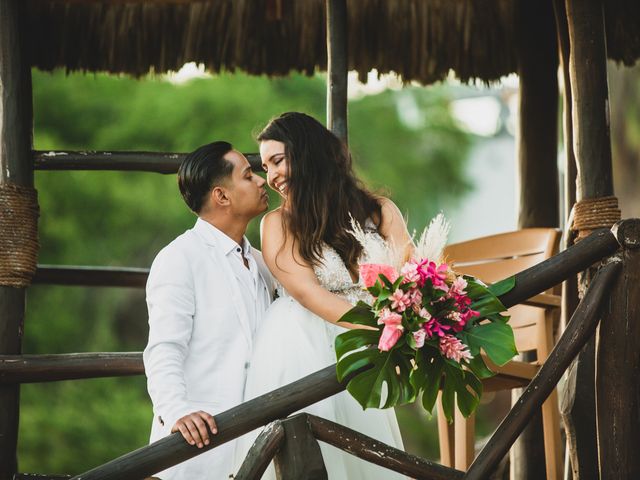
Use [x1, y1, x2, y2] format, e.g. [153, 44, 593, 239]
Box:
[233, 295, 405, 480]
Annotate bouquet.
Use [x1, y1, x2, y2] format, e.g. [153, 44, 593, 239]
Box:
[335, 215, 516, 422]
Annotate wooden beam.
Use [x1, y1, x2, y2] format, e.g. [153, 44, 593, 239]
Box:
[33, 265, 149, 288]
[516, 0, 560, 231]
[33, 150, 263, 174]
[13, 474, 70, 479]
[0, 353, 143, 384]
[0, 0, 33, 477]
[70, 365, 356, 480]
[564, 0, 615, 477]
[274, 414, 327, 480]
[69, 227, 621, 479]
[498, 227, 618, 308]
[596, 219, 640, 478]
[326, 0, 348, 144]
[234, 421, 285, 480]
[465, 259, 621, 480]
[308, 414, 463, 480]
[513, 1, 560, 474]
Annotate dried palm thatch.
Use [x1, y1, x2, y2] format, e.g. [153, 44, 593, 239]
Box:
[25, 0, 640, 84]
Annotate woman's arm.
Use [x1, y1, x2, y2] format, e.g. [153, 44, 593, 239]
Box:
[261, 210, 358, 327]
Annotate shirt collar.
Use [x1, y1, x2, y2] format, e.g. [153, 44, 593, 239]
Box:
[194, 218, 251, 256]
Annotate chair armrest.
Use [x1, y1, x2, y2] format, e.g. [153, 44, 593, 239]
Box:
[522, 293, 561, 308]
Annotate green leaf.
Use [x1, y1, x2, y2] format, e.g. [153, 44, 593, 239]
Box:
[470, 294, 508, 317]
[444, 363, 482, 418]
[411, 347, 445, 413]
[466, 354, 496, 379]
[464, 321, 517, 366]
[488, 276, 516, 297]
[337, 302, 377, 327]
[336, 344, 415, 409]
[335, 329, 380, 360]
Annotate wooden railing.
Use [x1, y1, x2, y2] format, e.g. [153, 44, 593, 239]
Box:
[8, 222, 638, 479]
[51, 224, 623, 479]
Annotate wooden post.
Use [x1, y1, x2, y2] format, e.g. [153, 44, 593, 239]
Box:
[596, 220, 640, 478]
[273, 414, 327, 480]
[325, 0, 348, 144]
[466, 260, 621, 480]
[552, 2, 581, 478]
[0, 1, 34, 478]
[234, 421, 285, 480]
[513, 1, 560, 478]
[564, 0, 614, 478]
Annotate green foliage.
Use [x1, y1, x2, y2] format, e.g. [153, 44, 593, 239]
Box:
[20, 68, 473, 472]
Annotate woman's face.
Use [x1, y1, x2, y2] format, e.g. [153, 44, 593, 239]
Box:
[260, 140, 290, 198]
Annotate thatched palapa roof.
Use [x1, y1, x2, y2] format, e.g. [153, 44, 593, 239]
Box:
[26, 0, 640, 84]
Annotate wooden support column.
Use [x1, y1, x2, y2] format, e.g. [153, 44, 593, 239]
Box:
[564, 1, 614, 478]
[553, 2, 581, 479]
[513, 1, 560, 479]
[0, 1, 34, 478]
[596, 220, 640, 478]
[325, 0, 348, 144]
[273, 414, 327, 480]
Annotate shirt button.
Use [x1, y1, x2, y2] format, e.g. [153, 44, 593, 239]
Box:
[236, 247, 242, 253]
[244, 362, 250, 369]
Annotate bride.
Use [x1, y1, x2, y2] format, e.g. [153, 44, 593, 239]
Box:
[237, 112, 412, 479]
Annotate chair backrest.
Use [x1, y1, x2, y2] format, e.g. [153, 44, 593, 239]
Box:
[444, 228, 561, 355]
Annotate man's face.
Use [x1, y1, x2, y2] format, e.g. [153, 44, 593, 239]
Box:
[222, 150, 269, 218]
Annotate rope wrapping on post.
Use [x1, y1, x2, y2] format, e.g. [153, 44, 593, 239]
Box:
[0, 184, 39, 287]
[572, 195, 621, 240]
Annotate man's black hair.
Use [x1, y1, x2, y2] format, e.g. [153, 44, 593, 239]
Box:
[178, 141, 234, 213]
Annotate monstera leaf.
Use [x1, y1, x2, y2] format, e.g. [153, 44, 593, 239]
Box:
[460, 320, 517, 366]
[336, 339, 415, 410]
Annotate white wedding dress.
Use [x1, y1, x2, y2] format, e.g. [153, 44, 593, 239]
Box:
[235, 227, 405, 479]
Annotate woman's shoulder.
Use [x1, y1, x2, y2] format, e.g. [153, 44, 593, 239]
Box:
[260, 208, 286, 244]
[375, 196, 403, 226]
[261, 208, 283, 230]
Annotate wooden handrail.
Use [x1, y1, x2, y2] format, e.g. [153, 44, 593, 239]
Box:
[33, 150, 263, 174]
[0, 353, 143, 383]
[71, 365, 353, 480]
[33, 265, 148, 288]
[466, 259, 621, 479]
[68, 225, 625, 479]
[308, 414, 463, 480]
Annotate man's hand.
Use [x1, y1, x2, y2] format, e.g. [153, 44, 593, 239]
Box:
[171, 411, 218, 448]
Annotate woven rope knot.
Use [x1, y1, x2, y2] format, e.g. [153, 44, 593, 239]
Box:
[572, 195, 621, 241]
[0, 184, 40, 287]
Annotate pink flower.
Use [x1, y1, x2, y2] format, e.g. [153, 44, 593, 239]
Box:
[417, 260, 449, 290]
[459, 308, 480, 327]
[390, 289, 412, 312]
[409, 288, 423, 307]
[359, 263, 399, 288]
[450, 276, 468, 296]
[418, 307, 432, 321]
[423, 317, 451, 338]
[439, 335, 473, 363]
[400, 260, 421, 284]
[378, 324, 404, 351]
[412, 328, 426, 348]
[378, 308, 402, 326]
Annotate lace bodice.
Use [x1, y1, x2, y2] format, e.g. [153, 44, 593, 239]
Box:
[312, 244, 371, 305]
[276, 220, 385, 305]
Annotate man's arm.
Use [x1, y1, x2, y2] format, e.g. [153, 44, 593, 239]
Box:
[143, 246, 217, 448]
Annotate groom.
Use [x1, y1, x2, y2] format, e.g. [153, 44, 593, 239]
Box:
[143, 141, 274, 479]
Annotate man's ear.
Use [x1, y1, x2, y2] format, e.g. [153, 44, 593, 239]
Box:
[211, 186, 230, 207]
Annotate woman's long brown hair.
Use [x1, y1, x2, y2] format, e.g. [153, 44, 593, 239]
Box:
[258, 112, 381, 276]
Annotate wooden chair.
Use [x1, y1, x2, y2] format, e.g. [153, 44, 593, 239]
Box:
[437, 228, 563, 479]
